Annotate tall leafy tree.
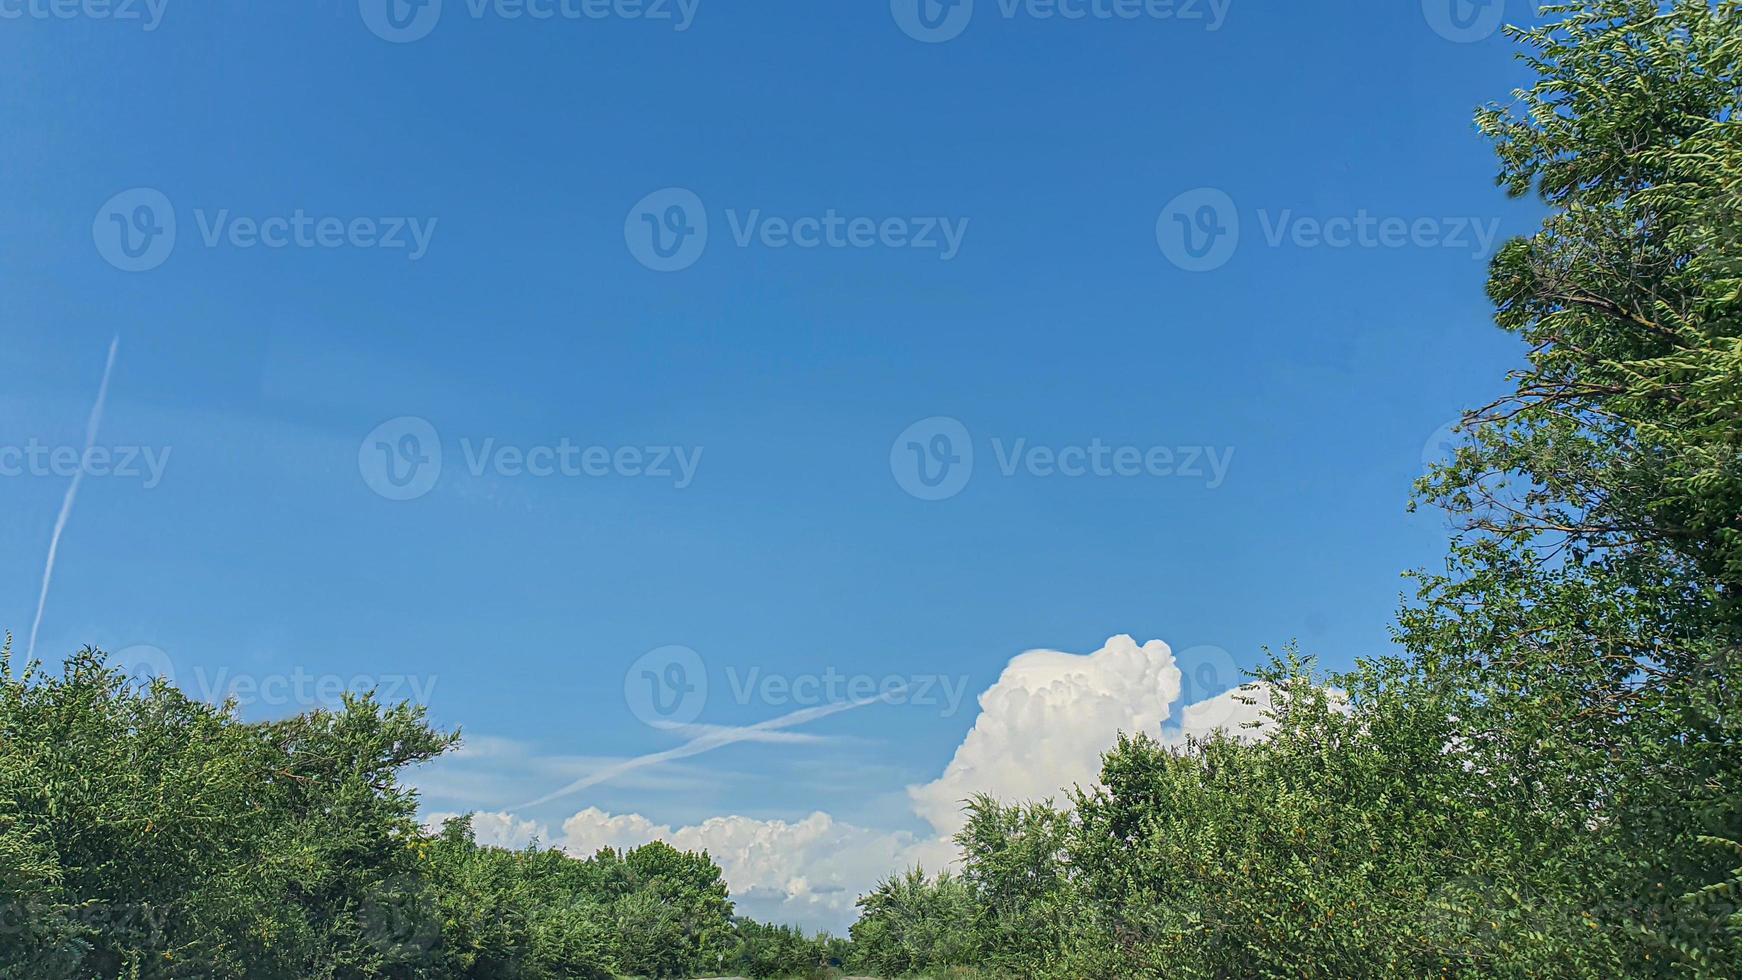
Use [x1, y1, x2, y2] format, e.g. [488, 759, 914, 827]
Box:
[1412, 0, 1742, 969]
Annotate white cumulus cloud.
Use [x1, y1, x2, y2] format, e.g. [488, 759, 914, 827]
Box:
[560, 807, 670, 856]
[907, 634, 1184, 837]
[559, 807, 953, 932]
[1179, 681, 1278, 743]
[425, 810, 550, 851]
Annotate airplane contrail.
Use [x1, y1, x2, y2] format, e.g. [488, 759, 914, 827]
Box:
[26, 336, 120, 660]
[515, 687, 906, 810]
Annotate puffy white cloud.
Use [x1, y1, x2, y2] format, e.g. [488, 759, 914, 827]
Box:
[558, 807, 954, 932]
[425, 810, 550, 851]
[907, 635, 1184, 837]
[1178, 681, 1278, 743]
[560, 807, 671, 856]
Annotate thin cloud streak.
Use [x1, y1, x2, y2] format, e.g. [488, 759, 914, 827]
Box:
[515, 688, 904, 810]
[650, 722, 850, 745]
[27, 336, 119, 660]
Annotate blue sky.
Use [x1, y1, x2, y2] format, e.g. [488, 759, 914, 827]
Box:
[3, 0, 1542, 930]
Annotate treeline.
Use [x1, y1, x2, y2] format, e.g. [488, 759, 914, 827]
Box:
[0, 646, 847, 979]
[851, 2, 1742, 976]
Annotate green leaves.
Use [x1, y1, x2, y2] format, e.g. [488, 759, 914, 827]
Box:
[0, 647, 758, 980]
[848, 866, 980, 977]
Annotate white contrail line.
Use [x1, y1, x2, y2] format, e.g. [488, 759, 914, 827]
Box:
[26, 336, 119, 660]
[514, 687, 906, 810]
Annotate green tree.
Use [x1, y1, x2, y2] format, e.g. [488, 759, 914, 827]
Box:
[0, 642, 454, 980]
[611, 840, 734, 977]
[848, 867, 977, 977]
[727, 917, 843, 979]
[952, 795, 1082, 976]
[1411, 0, 1742, 970]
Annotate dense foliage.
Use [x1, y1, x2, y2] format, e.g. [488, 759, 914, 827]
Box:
[847, 2, 1742, 977]
[0, 646, 844, 980]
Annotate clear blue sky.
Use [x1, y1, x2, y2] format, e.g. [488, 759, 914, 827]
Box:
[3, 0, 1540, 924]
